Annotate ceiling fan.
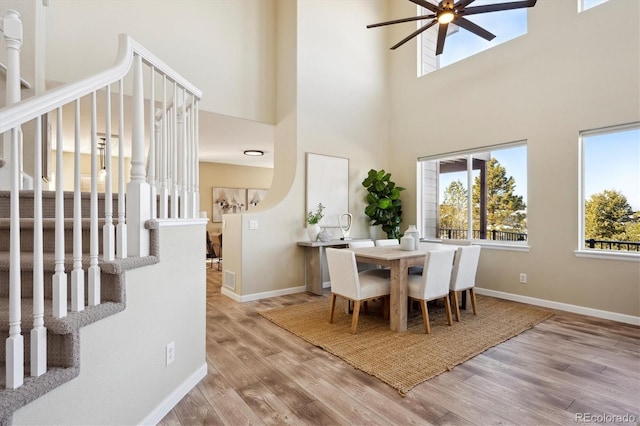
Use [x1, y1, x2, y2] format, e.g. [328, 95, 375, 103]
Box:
[367, 0, 537, 54]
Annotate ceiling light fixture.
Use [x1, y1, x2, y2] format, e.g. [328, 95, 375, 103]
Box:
[244, 150, 264, 156]
[437, 11, 454, 24]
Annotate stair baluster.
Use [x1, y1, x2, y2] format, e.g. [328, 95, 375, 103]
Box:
[53, 107, 67, 319]
[158, 74, 169, 219]
[71, 100, 84, 312]
[103, 84, 115, 262]
[31, 115, 47, 377]
[88, 92, 101, 306]
[116, 78, 127, 259]
[149, 67, 157, 220]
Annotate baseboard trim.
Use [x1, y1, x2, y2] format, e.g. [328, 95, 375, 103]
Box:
[222, 285, 307, 303]
[140, 362, 207, 425]
[475, 288, 640, 326]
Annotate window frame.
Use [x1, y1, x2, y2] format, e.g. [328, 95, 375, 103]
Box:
[576, 122, 640, 262]
[417, 140, 529, 252]
[578, 0, 609, 13]
[417, 2, 530, 77]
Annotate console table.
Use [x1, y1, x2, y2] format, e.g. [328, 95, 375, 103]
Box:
[297, 240, 353, 295]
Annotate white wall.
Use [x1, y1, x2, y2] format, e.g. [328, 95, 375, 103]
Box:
[44, 0, 277, 124]
[13, 223, 207, 425]
[222, 0, 390, 298]
[388, 0, 640, 317]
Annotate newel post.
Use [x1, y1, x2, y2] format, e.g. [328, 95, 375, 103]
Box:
[126, 54, 151, 256]
[3, 10, 24, 388]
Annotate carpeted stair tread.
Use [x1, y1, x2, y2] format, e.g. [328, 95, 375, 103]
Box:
[0, 190, 120, 219]
[0, 251, 158, 275]
[0, 296, 125, 335]
[0, 217, 119, 230]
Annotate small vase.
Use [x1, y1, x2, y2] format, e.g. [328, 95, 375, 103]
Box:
[405, 225, 420, 250]
[307, 223, 321, 241]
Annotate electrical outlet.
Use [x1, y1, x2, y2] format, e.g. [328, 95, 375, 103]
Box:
[166, 341, 175, 366]
[249, 220, 258, 230]
[519, 273, 527, 284]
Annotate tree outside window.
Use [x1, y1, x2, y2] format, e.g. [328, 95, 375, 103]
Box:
[420, 143, 527, 243]
[581, 124, 640, 253]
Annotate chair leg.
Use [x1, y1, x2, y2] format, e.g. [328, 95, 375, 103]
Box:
[351, 300, 361, 334]
[444, 294, 453, 326]
[451, 290, 460, 322]
[363, 301, 369, 314]
[328, 293, 337, 323]
[419, 299, 431, 334]
[469, 288, 478, 315]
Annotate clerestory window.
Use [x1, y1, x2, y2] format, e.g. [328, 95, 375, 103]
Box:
[579, 0, 608, 12]
[419, 0, 529, 76]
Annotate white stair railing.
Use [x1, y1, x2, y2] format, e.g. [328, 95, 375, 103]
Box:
[0, 12, 202, 390]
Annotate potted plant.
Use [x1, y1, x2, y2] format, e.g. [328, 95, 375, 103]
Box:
[362, 169, 405, 240]
[306, 203, 325, 241]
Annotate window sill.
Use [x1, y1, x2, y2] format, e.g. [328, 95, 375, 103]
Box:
[472, 240, 530, 252]
[422, 239, 530, 252]
[574, 250, 640, 262]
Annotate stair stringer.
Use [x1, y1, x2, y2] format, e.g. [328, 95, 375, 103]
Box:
[0, 225, 162, 425]
[9, 221, 207, 426]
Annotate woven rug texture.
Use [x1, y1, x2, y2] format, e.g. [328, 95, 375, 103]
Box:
[259, 295, 552, 395]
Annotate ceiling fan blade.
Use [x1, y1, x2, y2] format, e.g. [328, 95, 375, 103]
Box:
[435, 22, 449, 55]
[455, 17, 496, 41]
[408, 0, 440, 13]
[391, 19, 438, 50]
[454, 0, 476, 9]
[461, 0, 537, 16]
[367, 14, 436, 29]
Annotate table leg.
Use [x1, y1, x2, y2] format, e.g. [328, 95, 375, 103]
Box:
[305, 246, 323, 295]
[389, 259, 408, 332]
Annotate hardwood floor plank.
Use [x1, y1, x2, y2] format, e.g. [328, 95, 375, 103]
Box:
[236, 381, 305, 425]
[196, 369, 266, 425]
[160, 267, 640, 426]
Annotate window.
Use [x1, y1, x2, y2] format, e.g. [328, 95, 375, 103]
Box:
[579, 0, 608, 12]
[418, 142, 527, 246]
[579, 123, 640, 256]
[419, 0, 528, 76]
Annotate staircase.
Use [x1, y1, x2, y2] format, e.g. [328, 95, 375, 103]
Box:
[0, 191, 151, 425]
[0, 9, 204, 425]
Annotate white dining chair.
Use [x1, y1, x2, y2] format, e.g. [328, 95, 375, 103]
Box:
[449, 245, 482, 321]
[349, 240, 374, 248]
[407, 249, 456, 333]
[349, 239, 376, 271]
[326, 248, 391, 334]
[375, 238, 400, 247]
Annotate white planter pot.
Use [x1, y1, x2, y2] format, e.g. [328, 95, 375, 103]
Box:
[307, 223, 321, 241]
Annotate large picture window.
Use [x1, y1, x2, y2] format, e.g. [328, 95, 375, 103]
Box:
[579, 124, 640, 256]
[418, 142, 527, 245]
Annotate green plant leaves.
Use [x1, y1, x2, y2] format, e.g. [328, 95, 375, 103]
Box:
[362, 168, 404, 239]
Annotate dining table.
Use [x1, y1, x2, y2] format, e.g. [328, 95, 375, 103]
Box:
[348, 241, 460, 332]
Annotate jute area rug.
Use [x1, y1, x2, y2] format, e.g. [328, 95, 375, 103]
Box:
[259, 295, 552, 395]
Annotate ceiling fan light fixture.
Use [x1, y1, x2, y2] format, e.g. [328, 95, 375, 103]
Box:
[437, 11, 455, 24]
[243, 149, 264, 157]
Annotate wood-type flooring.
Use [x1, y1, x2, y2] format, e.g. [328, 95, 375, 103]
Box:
[159, 266, 640, 426]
